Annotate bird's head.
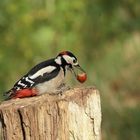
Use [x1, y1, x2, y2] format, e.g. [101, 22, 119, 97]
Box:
[55, 51, 87, 83]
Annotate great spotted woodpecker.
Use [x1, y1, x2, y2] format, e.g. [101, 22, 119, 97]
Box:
[4, 51, 87, 100]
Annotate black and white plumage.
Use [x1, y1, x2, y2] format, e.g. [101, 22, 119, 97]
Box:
[5, 51, 86, 99]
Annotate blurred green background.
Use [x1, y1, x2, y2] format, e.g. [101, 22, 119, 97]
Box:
[0, 0, 140, 139]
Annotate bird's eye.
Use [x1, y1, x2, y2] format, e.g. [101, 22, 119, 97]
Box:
[73, 59, 76, 63]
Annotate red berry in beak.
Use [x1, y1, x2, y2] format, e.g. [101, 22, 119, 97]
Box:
[76, 73, 87, 83]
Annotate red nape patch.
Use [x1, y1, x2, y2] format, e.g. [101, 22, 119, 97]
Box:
[59, 51, 68, 55]
[13, 88, 37, 99]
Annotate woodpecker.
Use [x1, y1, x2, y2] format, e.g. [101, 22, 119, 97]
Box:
[4, 51, 86, 100]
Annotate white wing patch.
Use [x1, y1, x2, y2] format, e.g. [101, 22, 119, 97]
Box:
[25, 77, 34, 84]
[18, 80, 26, 87]
[29, 66, 56, 79]
[25, 77, 34, 86]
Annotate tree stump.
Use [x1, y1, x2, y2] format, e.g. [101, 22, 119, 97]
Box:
[0, 87, 102, 140]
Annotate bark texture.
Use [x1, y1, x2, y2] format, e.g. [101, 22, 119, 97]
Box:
[0, 87, 101, 140]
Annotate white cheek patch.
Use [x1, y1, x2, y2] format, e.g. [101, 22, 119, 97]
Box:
[63, 55, 73, 64]
[29, 66, 56, 79]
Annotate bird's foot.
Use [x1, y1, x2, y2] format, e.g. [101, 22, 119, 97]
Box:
[57, 83, 71, 94]
[49, 83, 71, 96]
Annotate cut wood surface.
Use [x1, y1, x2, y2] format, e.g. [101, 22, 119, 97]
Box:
[0, 87, 102, 140]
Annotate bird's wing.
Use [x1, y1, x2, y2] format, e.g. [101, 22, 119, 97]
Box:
[4, 58, 60, 99]
[28, 58, 60, 85]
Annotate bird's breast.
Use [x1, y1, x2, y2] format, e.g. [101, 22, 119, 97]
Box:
[35, 68, 65, 94]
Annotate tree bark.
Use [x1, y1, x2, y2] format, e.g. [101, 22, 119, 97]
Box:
[0, 87, 102, 140]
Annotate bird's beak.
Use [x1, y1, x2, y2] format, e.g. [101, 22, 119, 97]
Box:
[76, 65, 86, 73]
[70, 65, 86, 78]
[70, 65, 87, 83]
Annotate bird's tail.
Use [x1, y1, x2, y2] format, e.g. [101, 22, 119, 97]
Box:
[3, 89, 14, 100]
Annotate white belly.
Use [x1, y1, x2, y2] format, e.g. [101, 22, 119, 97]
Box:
[35, 68, 65, 94]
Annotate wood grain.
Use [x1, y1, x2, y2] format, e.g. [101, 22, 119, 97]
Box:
[0, 87, 101, 140]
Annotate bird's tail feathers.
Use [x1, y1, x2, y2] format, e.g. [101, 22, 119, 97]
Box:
[3, 89, 15, 100]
